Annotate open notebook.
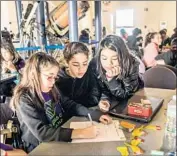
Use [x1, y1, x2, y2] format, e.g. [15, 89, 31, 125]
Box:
[70, 120, 126, 143]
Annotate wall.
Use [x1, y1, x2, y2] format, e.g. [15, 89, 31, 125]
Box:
[102, 1, 176, 36]
[1, 1, 17, 31]
[1, 1, 176, 37]
[1, 1, 34, 32]
[1, 1, 9, 30]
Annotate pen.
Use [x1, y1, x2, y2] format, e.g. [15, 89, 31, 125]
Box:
[88, 113, 93, 125]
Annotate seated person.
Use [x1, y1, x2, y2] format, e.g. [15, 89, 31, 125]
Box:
[120, 28, 128, 42]
[143, 32, 165, 68]
[10, 52, 111, 153]
[90, 35, 144, 112]
[79, 29, 89, 44]
[127, 28, 143, 58]
[155, 37, 177, 68]
[56, 42, 112, 123]
[0, 43, 25, 96]
[171, 27, 177, 41]
[159, 29, 171, 50]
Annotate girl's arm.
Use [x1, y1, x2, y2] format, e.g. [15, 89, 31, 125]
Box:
[60, 94, 103, 122]
[18, 96, 97, 141]
[17, 95, 73, 142]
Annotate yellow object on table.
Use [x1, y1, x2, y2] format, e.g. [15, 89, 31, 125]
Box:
[132, 126, 146, 137]
[131, 137, 144, 146]
[117, 146, 129, 156]
[120, 121, 136, 132]
[124, 143, 144, 155]
[145, 125, 161, 131]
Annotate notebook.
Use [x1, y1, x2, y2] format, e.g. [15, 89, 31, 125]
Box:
[70, 120, 126, 143]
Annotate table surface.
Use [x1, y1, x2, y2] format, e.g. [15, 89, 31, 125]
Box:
[29, 88, 176, 156]
[6, 149, 27, 156]
[0, 73, 17, 83]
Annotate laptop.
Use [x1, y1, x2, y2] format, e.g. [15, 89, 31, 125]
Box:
[109, 95, 164, 123]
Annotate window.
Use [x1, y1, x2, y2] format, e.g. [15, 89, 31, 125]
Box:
[115, 9, 134, 36]
[116, 9, 134, 27]
[1, 1, 9, 30]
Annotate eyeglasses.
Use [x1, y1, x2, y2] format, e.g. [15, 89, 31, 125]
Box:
[41, 73, 59, 81]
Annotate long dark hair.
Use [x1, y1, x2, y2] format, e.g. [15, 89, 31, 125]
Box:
[0, 43, 21, 63]
[96, 35, 138, 80]
[144, 32, 158, 47]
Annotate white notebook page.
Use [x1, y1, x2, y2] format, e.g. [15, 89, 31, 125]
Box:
[70, 120, 126, 143]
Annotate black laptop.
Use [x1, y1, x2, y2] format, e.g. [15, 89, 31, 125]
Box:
[109, 95, 164, 123]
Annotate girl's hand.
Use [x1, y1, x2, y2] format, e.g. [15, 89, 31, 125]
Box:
[106, 66, 120, 79]
[98, 100, 110, 112]
[71, 125, 99, 139]
[99, 115, 112, 125]
[7, 61, 17, 72]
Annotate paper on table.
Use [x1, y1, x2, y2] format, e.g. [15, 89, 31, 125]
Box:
[70, 120, 126, 143]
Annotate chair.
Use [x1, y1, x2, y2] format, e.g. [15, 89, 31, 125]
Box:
[154, 65, 177, 76]
[0, 97, 13, 125]
[143, 66, 176, 89]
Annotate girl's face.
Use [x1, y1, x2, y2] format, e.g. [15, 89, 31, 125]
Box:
[67, 53, 89, 78]
[40, 65, 59, 92]
[151, 34, 162, 45]
[1, 48, 14, 62]
[100, 48, 119, 72]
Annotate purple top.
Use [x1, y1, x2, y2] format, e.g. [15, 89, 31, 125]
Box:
[14, 58, 25, 71]
[42, 92, 63, 127]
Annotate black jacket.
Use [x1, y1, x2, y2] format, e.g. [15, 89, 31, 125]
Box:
[155, 50, 177, 67]
[16, 90, 73, 151]
[90, 58, 144, 103]
[159, 37, 171, 49]
[16, 88, 103, 152]
[127, 35, 143, 58]
[56, 66, 103, 110]
[127, 35, 139, 52]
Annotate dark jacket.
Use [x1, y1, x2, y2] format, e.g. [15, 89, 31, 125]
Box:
[79, 35, 89, 44]
[56, 66, 101, 108]
[127, 35, 139, 52]
[56, 66, 103, 120]
[16, 90, 73, 151]
[127, 35, 143, 58]
[159, 37, 171, 49]
[155, 50, 177, 67]
[90, 58, 144, 103]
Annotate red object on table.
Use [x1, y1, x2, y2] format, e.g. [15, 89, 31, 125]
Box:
[128, 102, 152, 118]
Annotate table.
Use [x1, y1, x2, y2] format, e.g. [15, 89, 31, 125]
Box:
[0, 73, 17, 84]
[6, 149, 27, 156]
[29, 88, 176, 156]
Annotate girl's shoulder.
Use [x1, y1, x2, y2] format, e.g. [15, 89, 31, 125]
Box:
[18, 89, 44, 111]
[19, 89, 33, 102]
